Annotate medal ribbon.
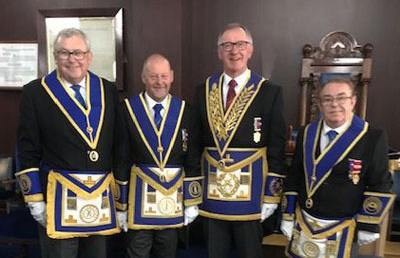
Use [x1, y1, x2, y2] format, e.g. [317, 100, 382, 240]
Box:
[303, 115, 368, 199]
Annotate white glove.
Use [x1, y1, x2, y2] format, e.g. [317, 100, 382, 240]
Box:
[260, 203, 278, 222]
[280, 220, 294, 240]
[28, 201, 46, 228]
[117, 211, 128, 232]
[184, 205, 199, 226]
[357, 230, 380, 245]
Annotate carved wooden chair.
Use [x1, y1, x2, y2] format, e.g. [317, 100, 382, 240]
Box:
[387, 153, 400, 255]
[296, 32, 397, 258]
[0, 157, 21, 214]
[298, 31, 373, 126]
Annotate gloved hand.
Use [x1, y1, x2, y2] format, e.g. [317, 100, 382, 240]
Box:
[260, 203, 278, 222]
[28, 201, 46, 228]
[117, 211, 128, 232]
[184, 205, 199, 226]
[357, 230, 380, 245]
[280, 220, 294, 240]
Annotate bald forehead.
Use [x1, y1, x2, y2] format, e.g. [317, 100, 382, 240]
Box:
[143, 55, 171, 73]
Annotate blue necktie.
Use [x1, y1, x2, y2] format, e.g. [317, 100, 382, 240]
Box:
[153, 103, 163, 129]
[71, 85, 86, 109]
[327, 130, 338, 143]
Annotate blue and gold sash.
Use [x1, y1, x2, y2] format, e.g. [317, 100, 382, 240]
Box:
[124, 94, 185, 170]
[304, 115, 368, 199]
[205, 71, 265, 159]
[41, 70, 105, 150]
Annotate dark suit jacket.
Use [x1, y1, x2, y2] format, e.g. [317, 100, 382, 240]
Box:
[190, 77, 286, 175]
[284, 122, 392, 231]
[113, 93, 199, 182]
[17, 75, 120, 198]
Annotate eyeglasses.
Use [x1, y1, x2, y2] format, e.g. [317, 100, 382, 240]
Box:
[320, 95, 354, 106]
[56, 50, 89, 60]
[219, 41, 250, 52]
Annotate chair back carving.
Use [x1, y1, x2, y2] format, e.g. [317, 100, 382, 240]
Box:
[299, 31, 373, 126]
[0, 157, 12, 182]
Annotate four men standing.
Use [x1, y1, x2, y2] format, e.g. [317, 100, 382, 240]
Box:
[15, 25, 393, 258]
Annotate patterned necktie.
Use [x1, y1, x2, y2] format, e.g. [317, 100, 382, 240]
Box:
[153, 103, 163, 129]
[327, 130, 338, 143]
[71, 85, 86, 109]
[226, 79, 237, 110]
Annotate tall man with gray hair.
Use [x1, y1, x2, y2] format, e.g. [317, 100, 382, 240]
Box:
[191, 23, 286, 258]
[16, 28, 120, 257]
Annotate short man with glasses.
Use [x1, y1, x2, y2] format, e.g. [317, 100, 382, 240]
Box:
[190, 23, 286, 258]
[281, 78, 394, 258]
[16, 28, 120, 258]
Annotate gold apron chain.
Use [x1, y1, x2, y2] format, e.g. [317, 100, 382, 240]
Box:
[85, 114, 98, 162]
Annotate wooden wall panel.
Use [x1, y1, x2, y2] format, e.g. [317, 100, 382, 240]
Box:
[188, 0, 400, 150]
[1, 0, 400, 157]
[0, 91, 20, 156]
[0, 0, 183, 156]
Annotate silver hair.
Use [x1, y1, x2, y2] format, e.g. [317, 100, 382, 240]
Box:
[217, 23, 253, 45]
[53, 28, 91, 51]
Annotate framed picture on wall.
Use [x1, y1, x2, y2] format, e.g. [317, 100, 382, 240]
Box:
[0, 42, 38, 90]
[37, 8, 124, 90]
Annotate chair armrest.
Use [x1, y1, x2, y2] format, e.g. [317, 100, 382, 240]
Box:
[0, 179, 17, 190]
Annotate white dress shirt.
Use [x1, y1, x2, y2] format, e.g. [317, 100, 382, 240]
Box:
[222, 69, 250, 109]
[144, 92, 169, 119]
[320, 120, 349, 151]
[64, 78, 87, 105]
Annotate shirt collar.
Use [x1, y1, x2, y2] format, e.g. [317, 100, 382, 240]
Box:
[144, 91, 169, 110]
[64, 77, 86, 90]
[223, 68, 250, 88]
[322, 119, 349, 136]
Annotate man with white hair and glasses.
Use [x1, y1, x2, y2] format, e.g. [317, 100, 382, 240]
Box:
[16, 28, 120, 257]
[190, 23, 286, 258]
